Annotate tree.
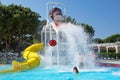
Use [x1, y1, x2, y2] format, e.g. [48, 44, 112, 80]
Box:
[103, 34, 120, 43]
[65, 16, 77, 24]
[34, 20, 47, 42]
[92, 38, 103, 43]
[0, 4, 41, 52]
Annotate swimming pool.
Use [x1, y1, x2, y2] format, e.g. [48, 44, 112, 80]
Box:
[0, 65, 120, 80]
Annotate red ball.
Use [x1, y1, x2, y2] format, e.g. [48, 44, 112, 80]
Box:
[49, 39, 57, 46]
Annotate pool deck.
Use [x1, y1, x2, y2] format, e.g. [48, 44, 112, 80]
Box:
[97, 60, 120, 68]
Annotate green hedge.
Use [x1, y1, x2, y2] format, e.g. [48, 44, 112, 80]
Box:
[97, 52, 120, 59]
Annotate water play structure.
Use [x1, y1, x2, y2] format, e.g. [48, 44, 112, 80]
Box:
[41, 2, 95, 68]
[0, 43, 43, 73]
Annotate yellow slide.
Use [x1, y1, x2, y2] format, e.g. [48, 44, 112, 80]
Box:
[0, 43, 44, 74]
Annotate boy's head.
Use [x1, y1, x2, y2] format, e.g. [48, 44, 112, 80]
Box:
[49, 7, 64, 22]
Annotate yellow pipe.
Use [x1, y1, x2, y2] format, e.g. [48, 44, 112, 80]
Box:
[0, 43, 44, 74]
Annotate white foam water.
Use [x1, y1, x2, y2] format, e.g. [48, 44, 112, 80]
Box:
[59, 23, 95, 68]
[112, 72, 120, 76]
[41, 22, 95, 69]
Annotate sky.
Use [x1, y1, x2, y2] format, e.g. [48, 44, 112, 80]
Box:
[0, 0, 120, 39]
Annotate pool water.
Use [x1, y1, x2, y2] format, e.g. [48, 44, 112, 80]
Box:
[0, 65, 120, 80]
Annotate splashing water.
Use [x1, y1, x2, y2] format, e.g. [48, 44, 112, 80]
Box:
[41, 22, 95, 69]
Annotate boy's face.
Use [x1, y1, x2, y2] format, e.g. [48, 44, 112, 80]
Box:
[73, 69, 77, 74]
[53, 10, 62, 19]
[53, 10, 64, 22]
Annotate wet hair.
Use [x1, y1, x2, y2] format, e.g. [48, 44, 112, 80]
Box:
[49, 7, 62, 20]
[73, 66, 79, 73]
